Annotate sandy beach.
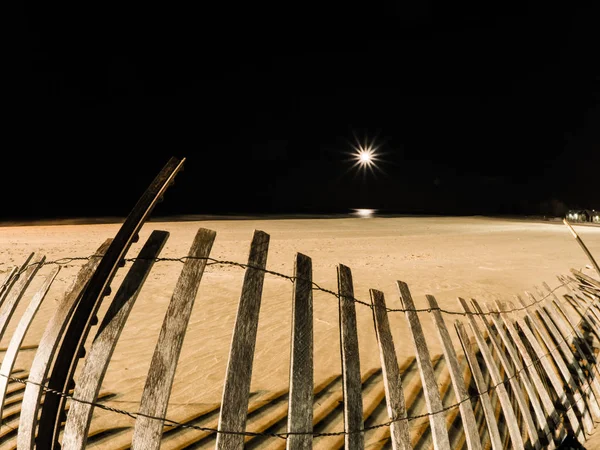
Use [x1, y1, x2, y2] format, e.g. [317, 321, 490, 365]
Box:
[1, 215, 599, 449]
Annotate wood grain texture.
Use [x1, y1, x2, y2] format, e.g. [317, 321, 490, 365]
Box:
[0, 266, 59, 419]
[286, 253, 314, 450]
[426, 295, 481, 450]
[485, 301, 560, 448]
[454, 321, 503, 450]
[516, 296, 595, 436]
[215, 230, 270, 450]
[397, 281, 450, 450]
[61, 230, 170, 450]
[37, 157, 186, 450]
[0, 266, 18, 303]
[337, 264, 364, 450]
[16, 239, 112, 450]
[534, 293, 600, 422]
[370, 289, 412, 450]
[503, 300, 587, 443]
[0, 254, 45, 340]
[131, 228, 216, 450]
[456, 297, 524, 450]
[469, 299, 545, 449]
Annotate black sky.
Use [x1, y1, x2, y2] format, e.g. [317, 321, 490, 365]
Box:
[9, 1, 599, 220]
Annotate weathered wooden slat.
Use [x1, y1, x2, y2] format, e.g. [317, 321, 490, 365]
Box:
[335, 264, 364, 450]
[0, 266, 59, 419]
[571, 269, 600, 290]
[61, 230, 170, 450]
[36, 157, 185, 450]
[563, 294, 600, 342]
[426, 295, 481, 450]
[0, 254, 34, 307]
[214, 230, 270, 450]
[16, 239, 112, 450]
[494, 300, 567, 443]
[456, 298, 524, 450]
[503, 300, 587, 443]
[516, 296, 595, 435]
[454, 321, 503, 450]
[563, 218, 600, 277]
[0, 266, 18, 302]
[485, 300, 561, 447]
[532, 291, 600, 421]
[0, 254, 45, 340]
[470, 299, 548, 449]
[370, 289, 412, 450]
[131, 228, 216, 450]
[286, 252, 314, 450]
[397, 281, 450, 450]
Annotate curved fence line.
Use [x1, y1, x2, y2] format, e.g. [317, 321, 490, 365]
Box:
[11, 254, 580, 315]
[0, 279, 595, 440]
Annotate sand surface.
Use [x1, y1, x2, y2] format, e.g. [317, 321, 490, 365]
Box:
[0, 215, 599, 449]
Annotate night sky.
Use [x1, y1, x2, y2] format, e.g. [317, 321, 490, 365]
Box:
[9, 2, 599, 220]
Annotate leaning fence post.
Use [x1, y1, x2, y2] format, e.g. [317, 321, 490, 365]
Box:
[337, 264, 365, 450]
[563, 219, 600, 278]
[454, 321, 503, 450]
[370, 289, 412, 450]
[397, 281, 451, 450]
[456, 298, 525, 450]
[426, 295, 482, 450]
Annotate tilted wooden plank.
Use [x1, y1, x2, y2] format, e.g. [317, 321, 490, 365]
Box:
[516, 296, 595, 435]
[336, 264, 364, 450]
[397, 282, 450, 450]
[131, 228, 216, 450]
[456, 298, 524, 450]
[563, 294, 600, 342]
[286, 252, 314, 450]
[570, 269, 600, 290]
[0, 266, 59, 419]
[36, 157, 185, 450]
[370, 289, 412, 450]
[426, 295, 481, 450]
[531, 291, 600, 422]
[214, 230, 270, 450]
[0, 254, 45, 340]
[0, 266, 18, 302]
[61, 230, 170, 450]
[493, 300, 567, 444]
[503, 300, 587, 443]
[469, 299, 545, 449]
[16, 239, 112, 450]
[483, 301, 559, 448]
[454, 321, 503, 450]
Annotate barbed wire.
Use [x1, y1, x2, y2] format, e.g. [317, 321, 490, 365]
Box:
[1, 280, 598, 441]
[5, 254, 592, 316]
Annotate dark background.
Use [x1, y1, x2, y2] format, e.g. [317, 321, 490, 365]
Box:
[8, 1, 599, 220]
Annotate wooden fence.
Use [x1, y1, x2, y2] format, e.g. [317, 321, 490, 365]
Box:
[1, 156, 599, 449]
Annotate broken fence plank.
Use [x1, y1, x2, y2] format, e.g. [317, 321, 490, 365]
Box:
[286, 252, 314, 450]
[370, 289, 412, 450]
[62, 230, 169, 450]
[131, 228, 216, 450]
[397, 282, 450, 450]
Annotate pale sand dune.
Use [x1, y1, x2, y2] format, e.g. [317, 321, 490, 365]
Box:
[0, 216, 599, 449]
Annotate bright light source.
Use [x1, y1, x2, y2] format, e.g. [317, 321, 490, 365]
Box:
[353, 208, 376, 218]
[359, 151, 372, 163]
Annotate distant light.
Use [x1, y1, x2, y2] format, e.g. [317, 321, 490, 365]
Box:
[359, 151, 372, 163]
[353, 208, 376, 218]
